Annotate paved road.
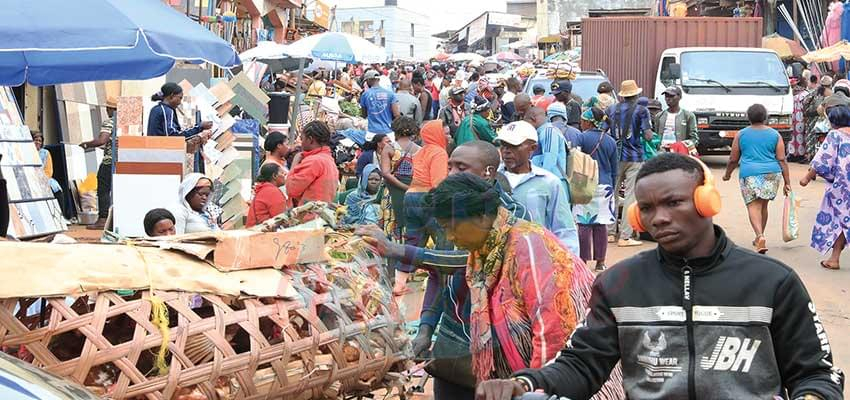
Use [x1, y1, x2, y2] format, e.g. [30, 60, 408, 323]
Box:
[606, 156, 849, 395]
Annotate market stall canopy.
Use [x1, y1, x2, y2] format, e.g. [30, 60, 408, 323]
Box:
[448, 52, 486, 62]
[433, 52, 451, 61]
[763, 33, 806, 60]
[493, 51, 524, 62]
[240, 41, 291, 61]
[285, 31, 387, 64]
[0, 0, 241, 86]
[802, 40, 850, 63]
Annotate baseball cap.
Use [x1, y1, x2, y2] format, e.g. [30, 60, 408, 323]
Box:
[550, 80, 573, 95]
[497, 121, 538, 146]
[450, 86, 466, 96]
[663, 86, 683, 97]
[547, 102, 568, 119]
[364, 70, 380, 80]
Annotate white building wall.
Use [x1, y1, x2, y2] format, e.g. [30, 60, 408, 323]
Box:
[335, 6, 432, 61]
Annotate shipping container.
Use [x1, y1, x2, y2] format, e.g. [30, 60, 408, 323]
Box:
[581, 17, 764, 97]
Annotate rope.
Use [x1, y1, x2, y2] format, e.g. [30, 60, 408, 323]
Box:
[128, 241, 171, 376]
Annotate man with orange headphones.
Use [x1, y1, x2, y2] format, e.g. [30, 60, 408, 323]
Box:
[476, 153, 844, 400]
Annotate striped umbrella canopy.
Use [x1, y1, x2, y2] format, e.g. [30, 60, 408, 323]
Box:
[286, 32, 387, 64]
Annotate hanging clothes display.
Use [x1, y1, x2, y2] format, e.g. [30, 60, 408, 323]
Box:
[839, 2, 850, 74]
[822, 2, 844, 71]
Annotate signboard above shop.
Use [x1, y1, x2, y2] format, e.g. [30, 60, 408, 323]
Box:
[488, 12, 522, 28]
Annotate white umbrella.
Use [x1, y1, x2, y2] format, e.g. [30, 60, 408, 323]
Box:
[239, 41, 290, 61]
[448, 52, 486, 62]
[286, 32, 387, 64]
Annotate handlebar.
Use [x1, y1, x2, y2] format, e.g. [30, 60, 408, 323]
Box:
[514, 394, 572, 400]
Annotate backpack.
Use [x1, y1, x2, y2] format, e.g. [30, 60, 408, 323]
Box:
[567, 133, 604, 205]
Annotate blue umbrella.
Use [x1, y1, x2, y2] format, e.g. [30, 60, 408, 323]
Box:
[0, 0, 241, 85]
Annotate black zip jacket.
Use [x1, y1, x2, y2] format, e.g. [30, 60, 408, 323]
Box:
[515, 227, 844, 399]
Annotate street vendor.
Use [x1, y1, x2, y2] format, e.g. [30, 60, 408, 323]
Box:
[147, 82, 213, 137]
[172, 173, 219, 234]
[341, 164, 382, 226]
[143, 208, 176, 237]
[286, 121, 339, 206]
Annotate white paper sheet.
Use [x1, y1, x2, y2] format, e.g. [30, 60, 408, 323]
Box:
[113, 174, 180, 237]
[63, 144, 88, 181]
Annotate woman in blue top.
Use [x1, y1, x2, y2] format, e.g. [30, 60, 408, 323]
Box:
[572, 107, 618, 271]
[723, 103, 791, 253]
[146, 82, 212, 137]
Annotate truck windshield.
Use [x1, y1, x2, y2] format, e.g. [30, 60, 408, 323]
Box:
[681, 51, 789, 89]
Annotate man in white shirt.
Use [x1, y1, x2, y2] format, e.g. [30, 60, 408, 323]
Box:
[496, 121, 580, 254]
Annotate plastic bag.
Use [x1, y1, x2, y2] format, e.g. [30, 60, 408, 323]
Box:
[782, 191, 800, 242]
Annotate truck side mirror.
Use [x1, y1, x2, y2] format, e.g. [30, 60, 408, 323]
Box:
[669, 63, 681, 80]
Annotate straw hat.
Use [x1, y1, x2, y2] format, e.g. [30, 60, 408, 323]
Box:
[618, 80, 643, 97]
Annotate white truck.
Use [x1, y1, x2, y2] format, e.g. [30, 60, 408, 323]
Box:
[655, 47, 793, 155]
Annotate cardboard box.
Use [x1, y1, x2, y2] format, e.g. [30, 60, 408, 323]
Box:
[156, 228, 328, 271]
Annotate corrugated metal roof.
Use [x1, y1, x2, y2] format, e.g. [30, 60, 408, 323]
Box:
[581, 17, 763, 96]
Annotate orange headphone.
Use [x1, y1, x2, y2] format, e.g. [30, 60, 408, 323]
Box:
[627, 156, 721, 233]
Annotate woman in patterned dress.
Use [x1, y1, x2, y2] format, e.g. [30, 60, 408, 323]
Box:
[802, 77, 833, 162]
[800, 105, 850, 270]
[427, 173, 624, 400]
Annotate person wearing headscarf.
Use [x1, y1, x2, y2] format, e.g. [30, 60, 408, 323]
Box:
[342, 164, 382, 226]
[426, 173, 599, 388]
[143, 208, 176, 237]
[455, 95, 496, 146]
[172, 173, 219, 234]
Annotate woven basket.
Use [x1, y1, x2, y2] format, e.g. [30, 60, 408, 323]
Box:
[0, 261, 408, 399]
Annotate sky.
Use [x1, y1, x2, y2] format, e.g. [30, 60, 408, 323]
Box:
[323, 0, 507, 33]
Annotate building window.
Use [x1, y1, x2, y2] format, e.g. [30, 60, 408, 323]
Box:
[411, 23, 415, 37]
[381, 37, 386, 47]
[410, 45, 414, 57]
[359, 20, 373, 38]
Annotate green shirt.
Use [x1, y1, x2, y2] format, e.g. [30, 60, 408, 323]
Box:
[454, 113, 496, 146]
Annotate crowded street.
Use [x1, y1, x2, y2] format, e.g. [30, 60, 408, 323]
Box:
[0, 0, 849, 399]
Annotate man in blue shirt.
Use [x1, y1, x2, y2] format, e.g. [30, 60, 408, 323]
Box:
[525, 107, 570, 196]
[360, 70, 400, 140]
[547, 102, 581, 150]
[606, 79, 654, 247]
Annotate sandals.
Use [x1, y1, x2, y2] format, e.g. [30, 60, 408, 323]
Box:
[752, 236, 768, 254]
[820, 260, 841, 270]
